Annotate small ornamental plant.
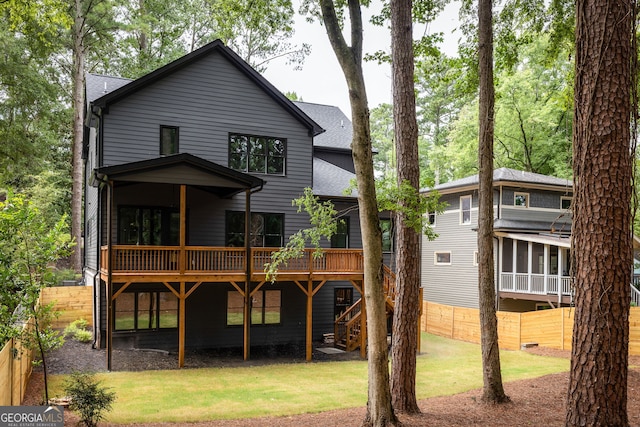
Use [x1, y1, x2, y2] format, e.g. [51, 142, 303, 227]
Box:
[64, 319, 93, 343]
[64, 372, 115, 427]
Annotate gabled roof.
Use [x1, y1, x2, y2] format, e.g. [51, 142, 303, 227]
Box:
[312, 158, 357, 198]
[425, 168, 573, 194]
[88, 40, 324, 137]
[86, 74, 132, 104]
[93, 153, 264, 198]
[294, 101, 352, 150]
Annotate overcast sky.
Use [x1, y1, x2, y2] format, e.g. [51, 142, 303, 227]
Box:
[263, 1, 461, 117]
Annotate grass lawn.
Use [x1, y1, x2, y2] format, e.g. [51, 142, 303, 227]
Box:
[48, 333, 569, 424]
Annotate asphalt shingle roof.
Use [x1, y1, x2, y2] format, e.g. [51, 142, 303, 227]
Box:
[429, 168, 573, 192]
[312, 158, 356, 198]
[294, 101, 352, 150]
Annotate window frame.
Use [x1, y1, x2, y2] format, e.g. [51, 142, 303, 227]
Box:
[225, 211, 284, 247]
[473, 250, 479, 266]
[434, 251, 452, 265]
[160, 125, 179, 156]
[228, 133, 286, 175]
[380, 218, 394, 252]
[427, 212, 436, 227]
[561, 196, 572, 211]
[514, 192, 529, 208]
[460, 195, 472, 225]
[331, 217, 350, 248]
[114, 290, 178, 331]
[117, 205, 181, 246]
[226, 290, 282, 326]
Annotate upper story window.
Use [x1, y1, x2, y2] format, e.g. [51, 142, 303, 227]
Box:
[331, 218, 349, 248]
[561, 196, 572, 210]
[226, 211, 284, 247]
[514, 192, 529, 208]
[380, 219, 393, 252]
[460, 195, 472, 224]
[427, 212, 436, 226]
[160, 126, 179, 156]
[229, 134, 286, 175]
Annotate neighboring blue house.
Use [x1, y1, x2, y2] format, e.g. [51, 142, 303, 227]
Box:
[82, 40, 392, 368]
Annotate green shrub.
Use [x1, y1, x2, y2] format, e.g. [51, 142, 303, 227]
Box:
[73, 329, 93, 343]
[64, 319, 91, 342]
[64, 372, 115, 427]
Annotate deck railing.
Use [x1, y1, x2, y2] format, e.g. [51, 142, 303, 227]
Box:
[100, 246, 364, 276]
[499, 272, 572, 296]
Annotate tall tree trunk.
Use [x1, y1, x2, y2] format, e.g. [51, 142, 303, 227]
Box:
[477, 0, 509, 403]
[565, 0, 634, 425]
[71, 0, 86, 273]
[318, 1, 397, 425]
[389, 0, 421, 414]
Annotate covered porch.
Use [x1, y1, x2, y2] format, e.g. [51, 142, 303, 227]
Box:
[496, 232, 573, 305]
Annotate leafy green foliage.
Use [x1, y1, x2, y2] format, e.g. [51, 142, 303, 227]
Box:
[64, 319, 92, 343]
[0, 191, 73, 401]
[377, 179, 445, 241]
[264, 188, 339, 281]
[64, 372, 116, 427]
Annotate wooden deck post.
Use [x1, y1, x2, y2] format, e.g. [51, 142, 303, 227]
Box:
[179, 185, 186, 274]
[178, 282, 186, 368]
[243, 189, 251, 361]
[306, 279, 313, 361]
[106, 181, 113, 371]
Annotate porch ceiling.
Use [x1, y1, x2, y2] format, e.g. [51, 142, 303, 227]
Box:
[93, 153, 264, 198]
[495, 231, 570, 248]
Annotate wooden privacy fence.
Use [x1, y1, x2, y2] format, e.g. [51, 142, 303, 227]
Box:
[422, 301, 640, 355]
[40, 286, 93, 329]
[0, 328, 34, 405]
[0, 286, 93, 405]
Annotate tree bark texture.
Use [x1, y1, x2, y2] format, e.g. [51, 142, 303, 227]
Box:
[389, 0, 421, 414]
[318, 1, 397, 425]
[71, 0, 86, 272]
[477, 0, 509, 404]
[565, 1, 634, 425]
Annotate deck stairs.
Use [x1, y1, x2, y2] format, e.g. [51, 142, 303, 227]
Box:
[334, 265, 396, 351]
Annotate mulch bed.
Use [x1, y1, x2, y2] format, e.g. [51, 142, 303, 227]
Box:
[21, 340, 640, 426]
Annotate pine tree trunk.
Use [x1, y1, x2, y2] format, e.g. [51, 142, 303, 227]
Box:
[71, 0, 86, 273]
[478, 0, 509, 404]
[565, 1, 634, 425]
[389, 0, 421, 414]
[319, 1, 397, 425]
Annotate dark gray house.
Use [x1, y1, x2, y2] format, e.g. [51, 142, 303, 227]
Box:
[83, 40, 393, 368]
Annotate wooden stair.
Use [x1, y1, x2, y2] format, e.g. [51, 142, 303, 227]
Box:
[334, 265, 397, 351]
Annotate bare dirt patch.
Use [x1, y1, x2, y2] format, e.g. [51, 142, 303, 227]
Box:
[22, 340, 640, 426]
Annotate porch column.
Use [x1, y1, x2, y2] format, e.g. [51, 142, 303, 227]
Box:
[497, 236, 503, 298]
[178, 282, 186, 368]
[512, 239, 517, 287]
[243, 189, 251, 361]
[106, 181, 114, 371]
[179, 185, 186, 273]
[360, 291, 367, 359]
[558, 248, 563, 305]
[306, 279, 313, 361]
[543, 245, 549, 294]
[527, 241, 533, 292]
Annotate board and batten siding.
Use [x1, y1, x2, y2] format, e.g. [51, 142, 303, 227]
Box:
[422, 191, 480, 309]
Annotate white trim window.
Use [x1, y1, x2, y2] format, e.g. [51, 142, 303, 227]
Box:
[561, 196, 572, 211]
[427, 212, 436, 227]
[514, 192, 529, 208]
[460, 195, 472, 224]
[434, 251, 452, 265]
[473, 251, 479, 266]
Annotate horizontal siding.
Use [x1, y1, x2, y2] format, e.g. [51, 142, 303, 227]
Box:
[422, 207, 480, 309]
[500, 186, 572, 209]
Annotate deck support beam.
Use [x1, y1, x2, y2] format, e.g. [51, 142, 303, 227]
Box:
[106, 181, 114, 371]
[178, 282, 186, 367]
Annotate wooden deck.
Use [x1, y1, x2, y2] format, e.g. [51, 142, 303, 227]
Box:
[100, 245, 365, 283]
